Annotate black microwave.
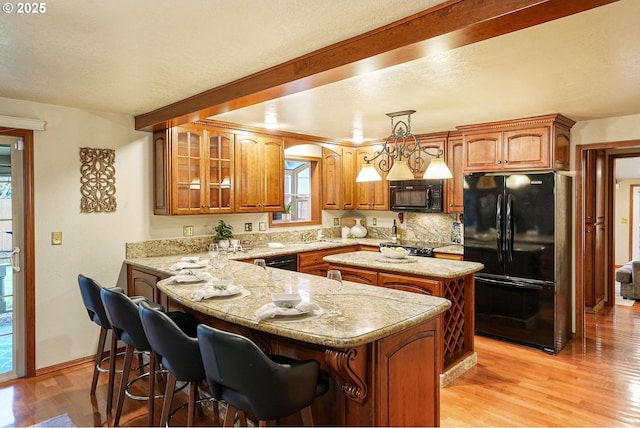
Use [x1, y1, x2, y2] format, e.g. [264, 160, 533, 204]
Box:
[389, 180, 443, 213]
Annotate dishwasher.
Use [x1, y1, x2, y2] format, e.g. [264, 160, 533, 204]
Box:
[262, 254, 298, 271]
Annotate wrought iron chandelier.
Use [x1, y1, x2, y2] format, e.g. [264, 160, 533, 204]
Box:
[355, 110, 453, 182]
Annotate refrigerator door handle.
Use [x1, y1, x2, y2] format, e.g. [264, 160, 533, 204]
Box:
[506, 193, 514, 262]
[496, 193, 503, 262]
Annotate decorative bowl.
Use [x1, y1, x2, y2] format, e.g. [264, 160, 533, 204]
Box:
[380, 247, 409, 259]
[271, 293, 302, 308]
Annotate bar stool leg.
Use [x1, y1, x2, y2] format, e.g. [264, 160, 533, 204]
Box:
[91, 327, 108, 395]
[106, 332, 117, 413]
[148, 352, 156, 427]
[160, 372, 177, 427]
[113, 344, 134, 427]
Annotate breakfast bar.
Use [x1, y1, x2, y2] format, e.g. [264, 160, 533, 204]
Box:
[127, 256, 451, 426]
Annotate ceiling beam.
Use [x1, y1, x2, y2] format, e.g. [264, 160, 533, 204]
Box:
[135, 0, 617, 131]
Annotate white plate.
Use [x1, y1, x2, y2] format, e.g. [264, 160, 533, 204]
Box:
[208, 284, 244, 297]
[179, 263, 208, 269]
[173, 275, 205, 283]
[275, 307, 312, 316]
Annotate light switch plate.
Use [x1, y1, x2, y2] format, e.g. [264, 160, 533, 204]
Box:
[333, 218, 339, 226]
[244, 223, 253, 232]
[183, 226, 193, 236]
[51, 231, 62, 245]
[259, 222, 267, 231]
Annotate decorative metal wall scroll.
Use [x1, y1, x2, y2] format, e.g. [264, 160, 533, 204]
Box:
[80, 147, 117, 213]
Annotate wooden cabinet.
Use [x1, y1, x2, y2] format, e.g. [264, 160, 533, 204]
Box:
[355, 145, 389, 210]
[234, 133, 284, 212]
[154, 123, 234, 215]
[458, 114, 575, 173]
[434, 252, 463, 261]
[342, 147, 356, 210]
[298, 246, 358, 276]
[446, 132, 464, 214]
[126, 265, 176, 309]
[322, 147, 342, 210]
[331, 265, 378, 285]
[378, 272, 442, 295]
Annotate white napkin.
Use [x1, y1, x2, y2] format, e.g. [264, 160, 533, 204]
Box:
[170, 259, 210, 271]
[254, 301, 320, 321]
[168, 271, 214, 283]
[191, 282, 243, 301]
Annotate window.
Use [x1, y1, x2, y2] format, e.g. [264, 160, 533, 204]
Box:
[270, 156, 321, 226]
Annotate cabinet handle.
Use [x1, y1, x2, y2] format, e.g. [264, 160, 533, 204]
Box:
[496, 160, 502, 164]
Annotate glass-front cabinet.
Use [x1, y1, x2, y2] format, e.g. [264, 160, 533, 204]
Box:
[154, 123, 234, 215]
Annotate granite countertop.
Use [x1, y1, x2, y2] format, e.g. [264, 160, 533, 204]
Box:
[153, 259, 451, 349]
[324, 251, 483, 278]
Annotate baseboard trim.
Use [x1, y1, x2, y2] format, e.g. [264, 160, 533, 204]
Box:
[35, 355, 95, 377]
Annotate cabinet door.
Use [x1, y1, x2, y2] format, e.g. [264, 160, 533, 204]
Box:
[173, 125, 204, 214]
[235, 134, 283, 212]
[446, 134, 464, 213]
[153, 129, 170, 215]
[204, 128, 234, 213]
[329, 265, 377, 285]
[464, 131, 502, 172]
[355, 148, 375, 209]
[584, 223, 596, 308]
[378, 272, 441, 296]
[127, 266, 160, 303]
[261, 135, 285, 211]
[234, 135, 262, 211]
[372, 147, 389, 210]
[503, 127, 550, 170]
[342, 147, 355, 210]
[322, 147, 342, 210]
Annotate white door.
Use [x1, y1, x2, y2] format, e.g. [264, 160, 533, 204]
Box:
[0, 136, 25, 382]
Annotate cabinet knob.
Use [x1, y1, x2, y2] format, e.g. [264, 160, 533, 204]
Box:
[496, 160, 502, 164]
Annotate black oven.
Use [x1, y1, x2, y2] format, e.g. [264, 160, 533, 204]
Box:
[389, 180, 443, 212]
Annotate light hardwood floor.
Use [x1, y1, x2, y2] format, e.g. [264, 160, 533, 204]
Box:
[0, 302, 638, 427]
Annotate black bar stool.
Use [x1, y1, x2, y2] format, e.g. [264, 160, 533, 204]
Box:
[197, 324, 330, 427]
[77, 274, 120, 413]
[100, 287, 163, 427]
[138, 301, 219, 426]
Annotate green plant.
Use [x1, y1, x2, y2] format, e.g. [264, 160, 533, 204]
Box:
[213, 220, 234, 241]
[283, 201, 292, 214]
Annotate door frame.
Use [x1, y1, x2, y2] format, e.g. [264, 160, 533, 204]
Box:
[629, 184, 640, 261]
[575, 140, 640, 342]
[0, 127, 35, 377]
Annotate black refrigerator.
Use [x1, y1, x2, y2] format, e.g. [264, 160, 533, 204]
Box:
[463, 172, 572, 354]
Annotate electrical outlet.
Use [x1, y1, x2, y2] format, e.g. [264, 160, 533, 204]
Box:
[245, 222, 253, 232]
[259, 222, 267, 231]
[51, 231, 62, 245]
[183, 226, 193, 237]
[372, 218, 377, 226]
[333, 218, 339, 226]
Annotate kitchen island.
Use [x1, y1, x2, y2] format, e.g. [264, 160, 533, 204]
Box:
[324, 251, 483, 385]
[126, 256, 451, 426]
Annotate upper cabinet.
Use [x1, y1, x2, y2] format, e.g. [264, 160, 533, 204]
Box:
[234, 133, 284, 212]
[342, 147, 356, 210]
[322, 147, 343, 210]
[446, 132, 464, 214]
[355, 145, 389, 210]
[153, 123, 234, 215]
[458, 114, 575, 173]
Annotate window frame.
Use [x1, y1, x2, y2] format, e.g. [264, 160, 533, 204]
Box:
[269, 155, 321, 227]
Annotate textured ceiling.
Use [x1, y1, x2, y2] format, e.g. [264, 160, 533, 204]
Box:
[0, 0, 441, 116]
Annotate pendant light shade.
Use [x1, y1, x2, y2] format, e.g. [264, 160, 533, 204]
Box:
[387, 160, 415, 181]
[423, 157, 453, 179]
[355, 162, 382, 182]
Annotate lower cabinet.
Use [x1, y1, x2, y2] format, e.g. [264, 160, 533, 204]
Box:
[333, 265, 378, 285]
[378, 272, 441, 295]
[127, 265, 179, 310]
[297, 246, 358, 276]
[434, 253, 463, 261]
